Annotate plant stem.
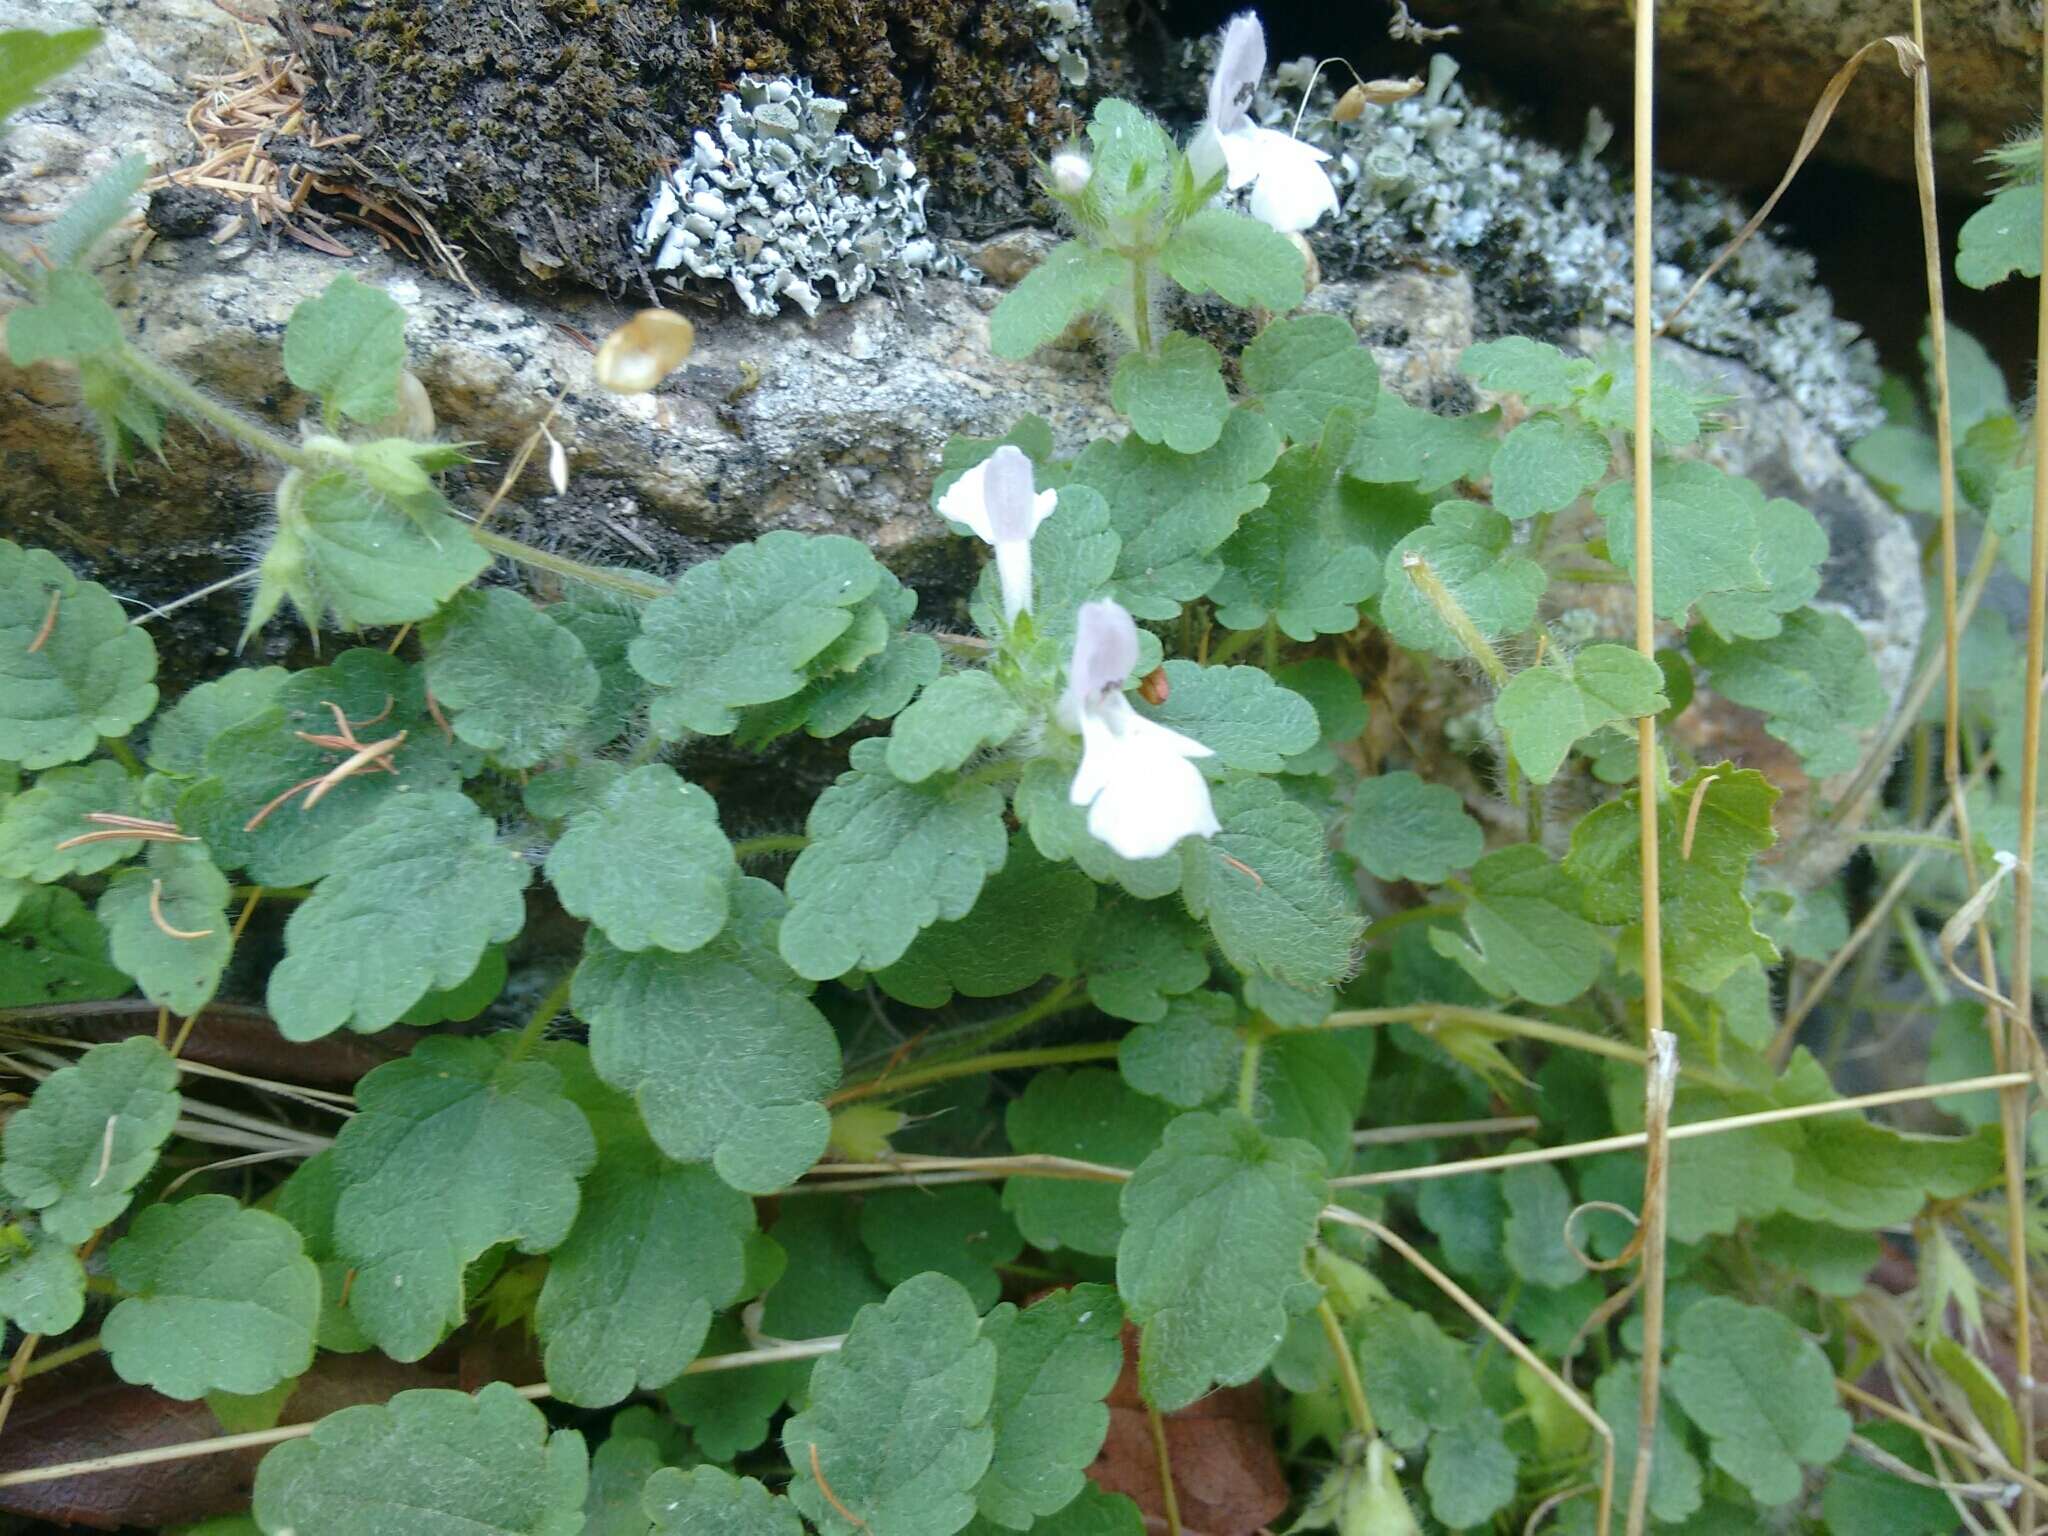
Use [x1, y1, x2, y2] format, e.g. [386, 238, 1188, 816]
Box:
[1261, 618, 1279, 671]
[943, 978, 1085, 1058]
[826, 1039, 1116, 1107]
[1361, 902, 1463, 942]
[732, 833, 809, 860]
[101, 737, 143, 777]
[1316, 1298, 1376, 1439]
[18, 1334, 100, 1381]
[1400, 552, 1508, 685]
[115, 343, 313, 468]
[1144, 1397, 1183, 1536]
[468, 527, 669, 601]
[0, 248, 36, 291]
[1323, 1004, 1654, 1071]
[506, 972, 574, 1063]
[1205, 626, 1264, 666]
[1236, 1024, 1266, 1117]
[1129, 256, 1155, 356]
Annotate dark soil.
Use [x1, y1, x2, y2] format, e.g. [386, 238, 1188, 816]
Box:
[278, 0, 1120, 293]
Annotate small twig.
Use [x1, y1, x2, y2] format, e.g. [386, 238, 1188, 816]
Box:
[149, 880, 215, 941]
[298, 731, 405, 810]
[24, 588, 59, 654]
[1678, 771, 1718, 860]
[90, 1115, 118, 1188]
[807, 1442, 868, 1530]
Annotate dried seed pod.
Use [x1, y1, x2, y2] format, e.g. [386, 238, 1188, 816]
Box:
[1284, 231, 1320, 294]
[593, 309, 696, 394]
[1138, 666, 1170, 706]
[369, 369, 436, 441]
[1335, 76, 1425, 120]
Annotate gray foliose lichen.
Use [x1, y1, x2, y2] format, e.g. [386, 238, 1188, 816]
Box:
[635, 76, 973, 319]
[1254, 55, 1882, 438]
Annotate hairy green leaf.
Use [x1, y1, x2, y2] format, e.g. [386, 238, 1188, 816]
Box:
[989, 242, 1131, 359]
[1694, 495, 1827, 642]
[0, 758, 141, 880]
[1434, 845, 1605, 1007]
[103, 1195, 318, 1399]
[1135, 661, 1319, 772]
[0, 1222, 84, 1335]
[1595, 460, 1766, 623]
[536, 1117, 755, 1406]
[1346, 393, 1500, 492]
[329, 1037, 596, 1360]
[1182, 777, 1361, 989]
[1957, 181, 2041, 290]
[783, 1272, 997, 1536]
[1457, 337, 1593, 406]
[1068, 409, 1279, 620]
[1119, 990, 1241, 1107]
[1690, 607, 1886, 778]
[780, 737, 1009, 979]
[974, 1284, 1125, 1528]
[0, 26, 102, 122]
[268, 790, 531, 1039]
[1242, 314, 1379, 443]
[5, 267, 119, 365]
[281, 274, 407, 423]
[644, 1466, 803, 1536]
[98, 840, 232, 1016]
[545, 764, 735, 954]
[875, 836, 1095, 1007]
[1665, 1297, 1852, 1505]
[252, 1381, 588, 1536]
[1004, 1068, 1175, 1256]
[1489, 415, 1609, 519]
[0, 539, 158, 768]
[1345, 770, 1483, 885]
[421, 589, 598, 768]
[885, 671, 1026, 784]
[630, 532, 884, 737]
[859, 1183, 1023, 1310]
[1597, 1361, 1704, 1525]
[574, 878, 839, 1194]
[1117, 1110, 1326, 1411]
[1157, 207, 1306, 311]
[0, 1035, 178, 1243]
[1112, 331, 1230, 453]
[1081, 895, 1210, 1023]
[0, 885, 130, 1007]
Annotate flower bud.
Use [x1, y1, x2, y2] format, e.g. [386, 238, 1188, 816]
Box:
[368, 369, 437, 441]
[594, 308, 696, 394]
[1048, 147, 1093, 197]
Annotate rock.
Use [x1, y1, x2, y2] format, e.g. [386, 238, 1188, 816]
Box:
[0, 0, 1925, 878]
[1443, 0, 2036, 195]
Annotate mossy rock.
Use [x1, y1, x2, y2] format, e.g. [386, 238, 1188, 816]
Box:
[280, 0, 1116, 291]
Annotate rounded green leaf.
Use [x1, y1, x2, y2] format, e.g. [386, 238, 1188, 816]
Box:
[0, 757, 141, 880]
[858, 1184, 1023, 1311]
[98, 841, 232, 1017]
[1346, 770, 1482, 885]
[536, 1142, 754, 1407]
[328, 1038, 596, 1360]
[0, 539, 158, 769]
[0, 1035, 179, 1243]
[782, 1272, 997, 1536]
[1180, 777, 1361, 989]
[281, 273, 407, 424]
[629, 531, 883, 738]
[0, 1224, 85, 1335]
[1116, 1110, 1327, 1411]
[267, 790, 531, 1039]
[103, 1195, 319, 1399]
[1003, 1068, 1175, 1257]
[1665, 1296, 1853, 1506]
[644, 1466, 804, 1536]
[573, 878, 839, 1194]
[884, 671, 1026, 784]
[545, 764, 735, 954]
[1242, 314, 1380, 443]
[422, 589, 600, 769]
[779, 738, 1009, 980]
[253, 1381, 588, 1536]
[1111, 332, 1230, 453]
[1157, 208, 1306, 311]
[974, 1284, 1125, 1527]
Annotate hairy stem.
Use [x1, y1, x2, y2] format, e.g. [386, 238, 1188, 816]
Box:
[1317, 1298, 1376, 1439]
[468, 527, 669, 601]
[114, 343, 314, 469]
[827, 1038, 1115, 1107]
[506, 972, 574, 1063]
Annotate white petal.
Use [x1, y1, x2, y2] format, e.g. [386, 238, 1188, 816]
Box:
[1081, 736, 1220, 861]
[1028, 488, 1059, 535]
[1123, 711, 1215, 761]
[1244, 132, 1340, 232]
[1207, 12, 1266, 134]
[936, 456, 999, 543]
[1069, 709, 1122, 808]
[981, 445, 1044, 543]
[1065, 600, 1139, 705]
[1217, 123, 1267, 191]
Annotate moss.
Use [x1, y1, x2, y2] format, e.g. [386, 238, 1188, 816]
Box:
[282, 0, 1117, 292]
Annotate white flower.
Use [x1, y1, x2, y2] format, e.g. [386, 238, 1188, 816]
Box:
[1190, 12, 1340, 234]
[1049, 147, 1093, 197]
[1062, 600, 1219, 861]
[937, 444, 1057, 625]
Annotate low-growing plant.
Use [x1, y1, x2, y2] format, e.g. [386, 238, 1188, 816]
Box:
[0, 17, 2040, 1536]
